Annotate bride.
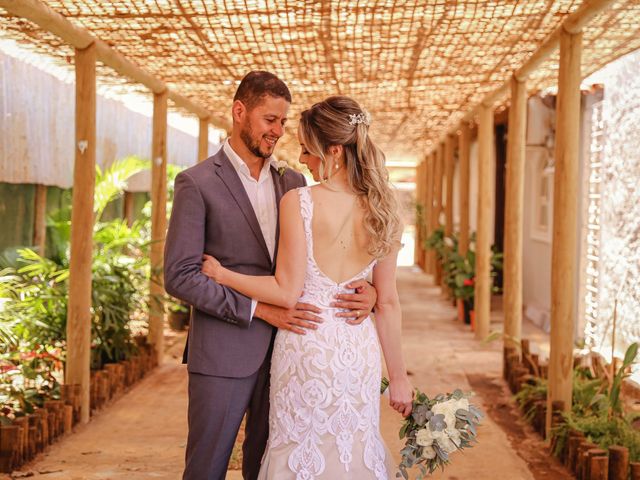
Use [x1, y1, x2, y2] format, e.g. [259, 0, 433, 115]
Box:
[201, 95, 413, 479]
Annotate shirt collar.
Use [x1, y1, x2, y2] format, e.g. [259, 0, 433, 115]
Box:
[223, 140, 276, 180]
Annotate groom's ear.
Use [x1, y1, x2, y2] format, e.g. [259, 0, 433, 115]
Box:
[232, 100, 246, 124]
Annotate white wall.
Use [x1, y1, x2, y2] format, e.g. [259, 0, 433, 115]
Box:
[0, 45, 221, 192]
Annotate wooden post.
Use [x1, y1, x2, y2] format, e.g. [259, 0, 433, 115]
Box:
[416, 161, 427, 269]
[433, 143, 444, 232]
[198, 117, 209, 163]
[425, 152, 435, 274]
[609, 445, 629, 480]
[444, 134, 456, 238]
[414, 161, 422, 267]
[148, 90, 168, 364]
[547, 26, 582, 434]
[458, 124, 471, 256]
[503, 76, 527, 355]
[123, 191, 134, 227]
[33, 184, 47, 254]
[433, 143, 445, 284]
[66, 43, 96, 424]
[475, 103, 495, 340]
[590, 454, 608, 480]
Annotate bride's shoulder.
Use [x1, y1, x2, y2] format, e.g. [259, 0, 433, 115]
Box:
[280, 187, 305, 206]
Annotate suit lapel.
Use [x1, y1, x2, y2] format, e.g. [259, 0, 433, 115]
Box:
[271, 166, 285, 267]
[214, 151, 271, 263]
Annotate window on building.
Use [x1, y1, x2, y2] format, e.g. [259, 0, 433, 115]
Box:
[530, 151, 553, 243]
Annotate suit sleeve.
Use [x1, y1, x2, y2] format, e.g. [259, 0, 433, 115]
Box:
[164, 171, 253, 328]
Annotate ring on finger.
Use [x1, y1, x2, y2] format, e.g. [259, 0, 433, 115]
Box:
[355, 310, 360, 317]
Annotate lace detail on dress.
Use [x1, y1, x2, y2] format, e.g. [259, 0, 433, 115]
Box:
[258, 186, 387, 480]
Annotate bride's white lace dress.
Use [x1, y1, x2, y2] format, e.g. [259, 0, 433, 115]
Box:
[257, 186, 396, 480]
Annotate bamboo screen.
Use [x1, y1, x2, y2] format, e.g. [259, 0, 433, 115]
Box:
[1, 0, 639, 162]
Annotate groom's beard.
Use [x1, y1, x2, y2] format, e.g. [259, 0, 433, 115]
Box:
[240, 124, 276, 159]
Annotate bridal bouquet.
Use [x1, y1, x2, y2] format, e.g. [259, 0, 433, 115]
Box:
[381, 378, 483, 479]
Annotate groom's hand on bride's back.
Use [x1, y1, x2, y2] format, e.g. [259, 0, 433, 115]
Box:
[332, 279, 377, 326]
[254, 302, 323, 335]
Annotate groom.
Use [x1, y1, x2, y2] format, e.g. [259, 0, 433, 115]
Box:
[164, 71, 377, 480]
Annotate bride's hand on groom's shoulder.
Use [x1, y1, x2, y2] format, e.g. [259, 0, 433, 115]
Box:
[201, 254, 225, 283]
[389, 375, 414, 417]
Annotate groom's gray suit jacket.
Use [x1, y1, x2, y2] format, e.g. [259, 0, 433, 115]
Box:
[164, 148, 306, 378]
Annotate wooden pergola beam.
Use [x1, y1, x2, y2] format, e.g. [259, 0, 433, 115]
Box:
[517, 0, 614, 80]
[66, 42, 96, 424]
[546, 26, 583, 434]
[474, 103, 495, 340]
[32, 184, 47, 254]
[0, 0, 229, 131]
[444, 134, 456, 238]
[425, 152, 435, 274]
[432, 143, 445, 284]
[503, 76, 527, 355]
[458, 123, 471, 256]
[198, 117, 210, 163]
[123, 191, 135, 227]
[414, 160, 424, 268]
[148, 91, 168, 364]
[431, 0, 617, 153]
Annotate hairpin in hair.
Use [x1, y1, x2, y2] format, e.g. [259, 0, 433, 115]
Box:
[348, 110, 371, 126]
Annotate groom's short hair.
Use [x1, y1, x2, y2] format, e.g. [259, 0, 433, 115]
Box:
[234, 71, 292, 111]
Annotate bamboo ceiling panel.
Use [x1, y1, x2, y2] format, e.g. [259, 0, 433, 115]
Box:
[1, 0, 639, 162]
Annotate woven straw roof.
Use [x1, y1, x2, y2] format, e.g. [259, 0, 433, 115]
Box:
[1, 1, 640, 163]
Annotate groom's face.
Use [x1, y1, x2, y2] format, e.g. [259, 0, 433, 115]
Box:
[238, 95, 290, 159]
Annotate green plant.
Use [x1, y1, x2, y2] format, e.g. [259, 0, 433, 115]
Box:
[0, 249, 69, 348]
[514, 376, 547, 422]
[609, 342, 638, 416]
[94, 156, 149, 220]
[550, 343, 640, 460]
[0, 344, 63, 422]
[0, 156, 188, 416]
[424, 227, 445, 260]
[450, 250, 476, 302]
[90, 219, 150, 368]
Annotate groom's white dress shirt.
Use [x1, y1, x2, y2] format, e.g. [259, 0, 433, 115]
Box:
[223, 140, 278, 321]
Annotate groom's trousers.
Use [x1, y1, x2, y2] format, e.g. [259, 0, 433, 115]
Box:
[183, 351, 271, 480]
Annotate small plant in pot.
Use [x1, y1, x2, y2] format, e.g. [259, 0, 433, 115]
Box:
[451, 250, 475, 325]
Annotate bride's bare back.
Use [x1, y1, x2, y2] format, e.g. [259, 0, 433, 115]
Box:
[309, 184, 375, 284]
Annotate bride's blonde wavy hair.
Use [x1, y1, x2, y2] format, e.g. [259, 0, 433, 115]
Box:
[299, 96, 401, 259]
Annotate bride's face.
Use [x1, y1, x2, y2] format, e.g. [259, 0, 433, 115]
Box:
[298, 128, 322, 181]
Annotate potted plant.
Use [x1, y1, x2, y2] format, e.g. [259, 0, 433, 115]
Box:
[451, 250, 475, 325]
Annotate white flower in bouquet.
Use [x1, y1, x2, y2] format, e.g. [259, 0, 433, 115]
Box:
[436, 436, 458, 455]
[382, 378, 483, 480]
[415, 428, 434, 447]
[422, 445, 437, 460]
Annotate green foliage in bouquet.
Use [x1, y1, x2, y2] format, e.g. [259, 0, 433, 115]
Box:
[382, 378, 483, 479]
